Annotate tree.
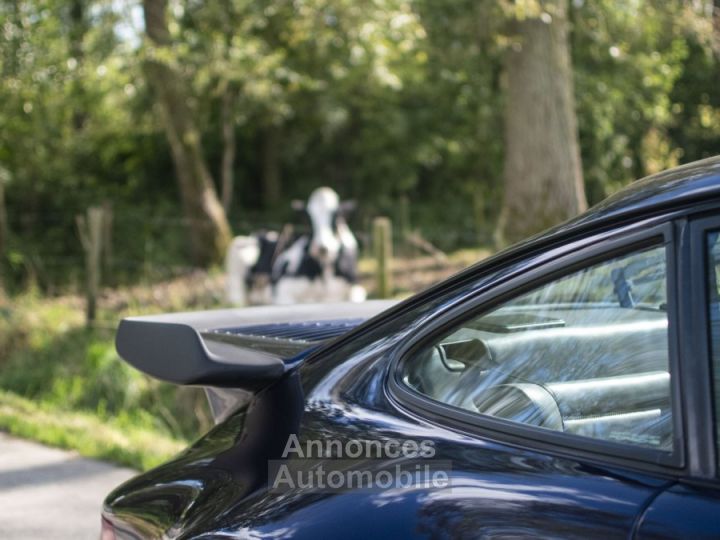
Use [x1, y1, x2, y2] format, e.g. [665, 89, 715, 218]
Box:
[220, 84, 237, 215]
[2, 0, 718, 290]
[496, 0, 587, 245]
[0, 167, 8, 292]
[141, 0, 231, 265]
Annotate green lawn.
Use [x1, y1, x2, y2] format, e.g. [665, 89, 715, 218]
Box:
[0, 291, 210, 470]
[0, 390, 185, 470]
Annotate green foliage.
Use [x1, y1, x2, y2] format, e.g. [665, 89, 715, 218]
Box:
[0, 0, 718, 286]
[0, 389, 185, 470]
[0, 294, 212, 444]
[571, 0, 692, 203]
[668, 38, 720, 163]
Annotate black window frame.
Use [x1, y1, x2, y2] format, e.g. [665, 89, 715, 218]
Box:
[387, 220, 685, 473]
[687, 213, 720, 479]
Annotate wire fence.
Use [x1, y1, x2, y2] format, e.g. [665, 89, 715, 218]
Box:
[3, 206, 491, 304]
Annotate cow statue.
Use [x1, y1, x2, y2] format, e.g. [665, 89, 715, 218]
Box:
[225, 187, 367, 305]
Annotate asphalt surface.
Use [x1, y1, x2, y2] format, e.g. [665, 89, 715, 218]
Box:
[0, 433, 137, 539]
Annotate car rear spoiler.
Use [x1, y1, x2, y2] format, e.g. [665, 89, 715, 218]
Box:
[115, 301, 395, 390]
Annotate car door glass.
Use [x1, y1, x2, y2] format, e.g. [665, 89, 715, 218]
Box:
[401, 245, 672, 450]
[705, 231, 720, 464]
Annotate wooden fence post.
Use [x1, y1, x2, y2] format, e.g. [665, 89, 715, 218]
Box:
[373, 216, 393, 299]
[76, 206, 105, 325]
[101, 200, 113, 282]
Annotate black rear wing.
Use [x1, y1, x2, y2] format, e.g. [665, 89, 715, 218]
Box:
[115, 301, 395, 389]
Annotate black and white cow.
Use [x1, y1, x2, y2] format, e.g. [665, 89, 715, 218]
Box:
[225, 187, 366, 305]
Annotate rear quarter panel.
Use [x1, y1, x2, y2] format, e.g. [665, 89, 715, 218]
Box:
[105, 325, 667, 539]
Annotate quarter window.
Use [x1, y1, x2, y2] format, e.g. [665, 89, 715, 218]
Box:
[401, 245, 672, 450]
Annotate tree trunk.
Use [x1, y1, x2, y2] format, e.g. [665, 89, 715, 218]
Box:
[713, 0, 720, 58]
[76, 207, 105, 325]
[262, 124, 281, 208]
[496, 0, 587, 246]
[142, 0, 232, 265]
[69, 0, 87, 130]
[0, 176, 7, 293]
[220, 88, 236, 214]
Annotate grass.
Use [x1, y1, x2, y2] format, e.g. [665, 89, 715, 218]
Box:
[357, 246, 489, 275]
[0, 248, 490, 470]
[0, 390, 185, 470]
[0, 289, 214, 471]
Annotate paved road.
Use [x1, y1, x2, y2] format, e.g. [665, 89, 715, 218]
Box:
[0, 433, 137, 539]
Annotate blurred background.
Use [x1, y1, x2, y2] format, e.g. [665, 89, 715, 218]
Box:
[0, 0, 718, 470]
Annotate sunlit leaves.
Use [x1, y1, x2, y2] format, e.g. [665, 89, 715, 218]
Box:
[1, 0, 719, 281]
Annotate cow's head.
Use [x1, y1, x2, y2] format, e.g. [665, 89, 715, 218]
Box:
[292, 187, 357, 265]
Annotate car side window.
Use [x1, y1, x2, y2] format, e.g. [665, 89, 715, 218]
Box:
[400, 244, 672, 451]
[706, 231, 720, 464]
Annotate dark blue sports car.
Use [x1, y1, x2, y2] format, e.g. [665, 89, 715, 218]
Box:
[103, 157, 720, 539]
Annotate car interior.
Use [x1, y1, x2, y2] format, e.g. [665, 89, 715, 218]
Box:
[402, 246, 673, 451]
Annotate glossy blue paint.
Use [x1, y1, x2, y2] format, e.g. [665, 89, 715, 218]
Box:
[636, 484, 720, 539]
[104, 157, 720, 539]
[105, 356, 667, 538]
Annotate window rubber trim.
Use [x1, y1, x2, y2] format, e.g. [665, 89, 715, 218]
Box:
[387, 220, 686, 475]
[683, 213, 720, 479]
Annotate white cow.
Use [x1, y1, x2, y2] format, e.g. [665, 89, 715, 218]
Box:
[226, 187, 367, 305]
